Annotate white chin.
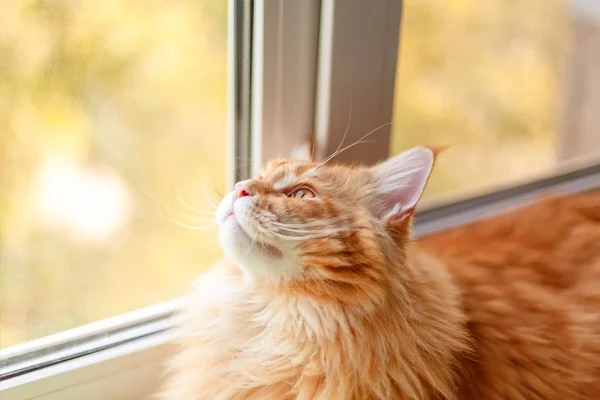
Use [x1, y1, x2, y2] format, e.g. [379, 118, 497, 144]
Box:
[219, 215, 256, 258]
[216, 192, 295, 280]
[219, 216, 293, 280]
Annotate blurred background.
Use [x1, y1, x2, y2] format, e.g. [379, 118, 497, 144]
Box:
[1, 0, 598, 347]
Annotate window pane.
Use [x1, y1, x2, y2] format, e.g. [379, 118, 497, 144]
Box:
[392, 0, 600, 202]
[0, 0, 228, 347]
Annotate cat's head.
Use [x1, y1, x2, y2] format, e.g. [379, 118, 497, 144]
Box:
[216, 146, 435, 298]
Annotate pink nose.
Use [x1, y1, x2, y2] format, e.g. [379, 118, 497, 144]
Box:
[234, 180, 252, 200]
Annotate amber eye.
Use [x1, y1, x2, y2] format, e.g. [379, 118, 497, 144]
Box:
[288, 187, 316, 199]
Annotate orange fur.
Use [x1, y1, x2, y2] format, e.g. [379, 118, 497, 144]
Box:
[422, 191, 600, 399]
[160, 153, 600, 400]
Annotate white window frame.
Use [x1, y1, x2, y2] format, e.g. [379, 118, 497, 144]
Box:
[0, 301, 179, 399]
[0, 1, 403, 398]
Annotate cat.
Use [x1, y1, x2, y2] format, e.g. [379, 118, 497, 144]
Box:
[159, 146, 600, 399]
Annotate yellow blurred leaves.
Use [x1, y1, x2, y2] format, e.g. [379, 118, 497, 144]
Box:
[393, 0, 569, 198]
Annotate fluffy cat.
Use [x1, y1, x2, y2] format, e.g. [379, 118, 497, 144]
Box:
[159, 147, 600, 399]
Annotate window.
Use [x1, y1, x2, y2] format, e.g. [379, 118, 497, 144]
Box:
[392, 0, 600, 203]
[2, 0, 599, 399]
[1, 0, 228, 349]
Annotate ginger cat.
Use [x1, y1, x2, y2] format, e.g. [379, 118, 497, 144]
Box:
[159, 147, 600, 399]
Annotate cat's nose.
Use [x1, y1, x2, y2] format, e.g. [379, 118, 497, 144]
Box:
[234, 180, 252, 201]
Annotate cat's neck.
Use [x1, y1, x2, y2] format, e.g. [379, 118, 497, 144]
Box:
[234, 246, 471, 399]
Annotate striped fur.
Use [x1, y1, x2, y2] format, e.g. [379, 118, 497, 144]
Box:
[159, 151, 600, 399]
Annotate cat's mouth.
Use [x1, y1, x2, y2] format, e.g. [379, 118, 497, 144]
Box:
[231, 214, 283, 258]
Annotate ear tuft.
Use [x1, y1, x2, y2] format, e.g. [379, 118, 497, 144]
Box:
[372, 147, 435, 220]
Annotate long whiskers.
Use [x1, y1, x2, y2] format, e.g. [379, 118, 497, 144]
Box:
[261, 218, 357, 241]
[270, 219, 350, 229]
[274, 226, 353, 236]
[315, 121, 392, 169]
[138, 180, 220, 231]
[168, 206, 217, 231]
[201, 184, 219, 210]
[169, 220, 216, 231]
[175, 183, 217, 215]
[311, 87, 352, 164]
[267, 228, 354, 241]
[243, 229, 261, 258]
[166, 204, 216, 231]
[333, 88, 353, 157]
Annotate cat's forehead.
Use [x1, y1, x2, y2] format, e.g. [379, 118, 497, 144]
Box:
[259, 159, 315, 189]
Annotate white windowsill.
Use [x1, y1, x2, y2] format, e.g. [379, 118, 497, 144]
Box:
[0, 300, 180, 400]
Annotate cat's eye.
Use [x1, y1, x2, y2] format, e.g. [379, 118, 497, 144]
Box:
[288, 187, 316, 199]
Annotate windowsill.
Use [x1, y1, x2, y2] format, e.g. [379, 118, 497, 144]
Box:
[0, 300, 180, 399]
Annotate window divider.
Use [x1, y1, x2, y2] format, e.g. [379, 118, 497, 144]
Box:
[229, 0, 255, 185]
[313, 0, 403, 165]
[250, 0, 321, 175]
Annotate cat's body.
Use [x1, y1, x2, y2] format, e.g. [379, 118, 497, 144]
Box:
[160, 149, 600, 399]
[425, 191, 600, 399]
[161, 245, 468, 400]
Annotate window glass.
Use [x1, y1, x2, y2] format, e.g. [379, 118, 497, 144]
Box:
[392, 0, 598, 201]
[0, 0, 228, 347]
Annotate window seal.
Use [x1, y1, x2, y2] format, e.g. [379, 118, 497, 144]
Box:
[0, 300, 180, 383]
[414, 155, 600, 237]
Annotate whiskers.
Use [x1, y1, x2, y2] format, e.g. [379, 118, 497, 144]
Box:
[169, 184, 221, 231]
[139, 182, 222, 232]
[315, 121, 392, 169]
[175, 186, 217, 215]
[166, 205, 216, 231]
[243, 229, 261, 258]
[309, 83, 393, 168]
[261, 219, 356, 241]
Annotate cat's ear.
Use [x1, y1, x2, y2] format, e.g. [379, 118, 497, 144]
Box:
[372, 146, 435, 221]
